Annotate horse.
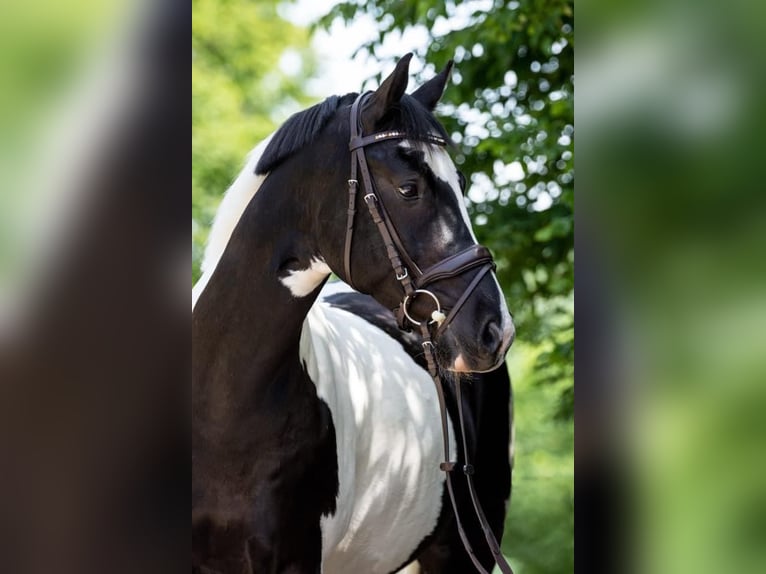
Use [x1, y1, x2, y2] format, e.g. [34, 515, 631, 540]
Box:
[192, 53, 515, 573]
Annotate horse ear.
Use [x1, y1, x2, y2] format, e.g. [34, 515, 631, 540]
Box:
[362, 53, 413, 132]
[411, 60, 454, 110]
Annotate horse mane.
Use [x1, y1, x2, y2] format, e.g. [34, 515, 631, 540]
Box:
[255, 94, 347, 175]
[255, 93, 451, 175]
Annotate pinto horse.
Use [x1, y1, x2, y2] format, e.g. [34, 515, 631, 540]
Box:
[193, 54, 515, 573]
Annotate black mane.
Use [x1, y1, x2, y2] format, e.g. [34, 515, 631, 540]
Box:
[255, 93, 451, 175]
[255, 94, 347, 175]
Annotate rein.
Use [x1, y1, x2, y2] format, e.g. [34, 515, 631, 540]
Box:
[344, 92, 514, 574]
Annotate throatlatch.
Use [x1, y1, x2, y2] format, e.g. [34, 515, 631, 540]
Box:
[344, 91, 514, 574]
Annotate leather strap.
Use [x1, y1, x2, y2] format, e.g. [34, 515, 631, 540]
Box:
[363, 193, 416, 296]
[434, 262, 494, 338]
[420, 319, 514, 574]
[344, 178, 358, 288]
[372, 195, 423, 276]
[454, 371, 514, 573]
[350, 129, 447, 151]
[417, 245, 494, 288]
[343, 93, 367, 287]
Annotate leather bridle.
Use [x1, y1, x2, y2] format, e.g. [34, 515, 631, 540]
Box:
[344, 92, 497, 334]
[343, 92, 514, 574]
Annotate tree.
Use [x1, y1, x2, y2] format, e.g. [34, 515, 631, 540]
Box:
[192, 0, 315, 282]
[317, 0, 574, 419]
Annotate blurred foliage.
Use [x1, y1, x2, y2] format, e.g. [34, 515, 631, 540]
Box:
[0, 0, 125, 284]
[0, 0, 119, 143]
[579, 1, 766, 573]
[317, 0, 574, 420]
[192, 0, 315, 281]
[503, 343, 574, 574]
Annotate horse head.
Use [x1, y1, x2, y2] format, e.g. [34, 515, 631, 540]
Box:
[257, 53, 514, 373]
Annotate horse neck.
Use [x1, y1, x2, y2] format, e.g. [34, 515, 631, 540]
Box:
[192, 174, 328, 447]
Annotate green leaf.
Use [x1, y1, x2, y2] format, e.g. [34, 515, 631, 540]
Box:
[534, 217, 572, 242]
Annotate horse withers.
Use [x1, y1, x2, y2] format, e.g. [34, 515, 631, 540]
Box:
[192, 54, 514, 573]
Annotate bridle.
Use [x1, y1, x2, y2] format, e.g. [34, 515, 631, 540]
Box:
[344, 93, 496, 336]
[344, 92, 514, 574]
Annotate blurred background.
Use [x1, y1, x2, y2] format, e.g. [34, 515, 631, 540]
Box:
[1, 1, 187, 573]
[578, 1, 766, 573]
[192, 1, 574, 573]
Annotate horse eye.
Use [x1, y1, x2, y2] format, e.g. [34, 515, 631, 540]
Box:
[457, 171, 467, 195]
[397, 184, 417, 198]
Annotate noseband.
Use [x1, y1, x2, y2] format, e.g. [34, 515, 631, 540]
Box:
[343, 92, 514, 574]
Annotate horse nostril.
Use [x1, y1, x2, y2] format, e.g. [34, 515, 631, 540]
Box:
[482, 320, 504, 355]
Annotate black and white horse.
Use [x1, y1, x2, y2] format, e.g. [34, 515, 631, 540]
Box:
[193, 54, 515, 573]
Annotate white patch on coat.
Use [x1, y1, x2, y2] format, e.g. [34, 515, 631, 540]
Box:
[301, 287, 456, 574]
[280, 257, 332, 297]
[192, 134, 273, 310]
[413, 141, 514, 339]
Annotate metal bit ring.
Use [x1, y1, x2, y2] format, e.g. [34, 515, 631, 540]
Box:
[402, 289, 443, 326]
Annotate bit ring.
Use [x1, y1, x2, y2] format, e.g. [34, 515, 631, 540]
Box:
[402, 289, 442, 326]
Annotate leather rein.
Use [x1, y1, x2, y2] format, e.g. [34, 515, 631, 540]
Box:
[343, 92, 514, 574]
